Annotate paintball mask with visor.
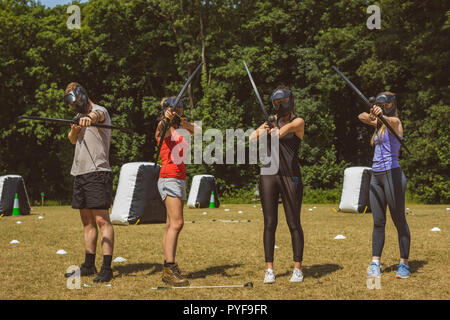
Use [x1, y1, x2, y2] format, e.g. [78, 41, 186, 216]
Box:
[163, 97, 185, 127]
[163, 97, 185, 114]
[374, 93, 397, 117]
[270, 89, 294, 117]
[64, 85, 89, 114]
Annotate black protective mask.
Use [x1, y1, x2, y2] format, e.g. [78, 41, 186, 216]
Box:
[270, 89, 294, 117]
[163, 97, 184, 110]
[64, 85, 89, 114]
[162, 97, 184, 114]
[375, 93, 397, 117]
[162, 97, 185, 126]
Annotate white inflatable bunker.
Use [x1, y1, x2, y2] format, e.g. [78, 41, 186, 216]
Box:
[339, 167, 372, 213]
[187, 175, 220, 208]
[0, 175, 31, 216]
[110, 162, 166, 225]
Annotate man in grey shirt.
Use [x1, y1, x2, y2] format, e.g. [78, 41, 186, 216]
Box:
[63, 82, 114, 283]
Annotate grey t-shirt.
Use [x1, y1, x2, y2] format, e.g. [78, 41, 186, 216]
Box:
[70, 105, 112, 176]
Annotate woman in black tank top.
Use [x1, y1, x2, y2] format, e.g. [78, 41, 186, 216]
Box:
[250, 86, 305, 284]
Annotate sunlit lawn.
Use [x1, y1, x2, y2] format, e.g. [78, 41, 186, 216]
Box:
[0, 204, 448, 300]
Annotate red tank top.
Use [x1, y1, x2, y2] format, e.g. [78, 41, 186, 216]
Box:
[159, 128, 187, 180]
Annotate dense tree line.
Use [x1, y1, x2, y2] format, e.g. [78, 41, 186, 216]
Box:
[0, 0, 448, 204]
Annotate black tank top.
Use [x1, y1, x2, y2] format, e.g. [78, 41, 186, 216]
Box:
[263, 116, 302, 177]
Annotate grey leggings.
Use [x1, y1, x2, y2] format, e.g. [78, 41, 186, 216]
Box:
[369, 167, 410, 259]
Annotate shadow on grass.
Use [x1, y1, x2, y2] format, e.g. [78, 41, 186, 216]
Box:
[112, 263, 243, 279]
[187, 264, 243, 279]
[384, 260, 428, 273]
[278, 263, 343, 279]
[113, 263, 162, 277]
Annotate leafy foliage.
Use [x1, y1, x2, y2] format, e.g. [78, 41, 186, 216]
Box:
[0, 0, 448, 203]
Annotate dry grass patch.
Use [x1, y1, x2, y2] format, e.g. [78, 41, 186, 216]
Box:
[0, 204, 448, 300]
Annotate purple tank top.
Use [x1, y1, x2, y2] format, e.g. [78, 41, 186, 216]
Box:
[372, 129, 401, 172]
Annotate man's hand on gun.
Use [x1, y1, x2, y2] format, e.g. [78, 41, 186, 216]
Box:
[78, 116, 92, 127]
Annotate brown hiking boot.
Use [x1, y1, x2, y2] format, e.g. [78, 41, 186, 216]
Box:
[172, 263, 190, 278]
[162, 263, 190, 287]
[163, 260, 190, 277]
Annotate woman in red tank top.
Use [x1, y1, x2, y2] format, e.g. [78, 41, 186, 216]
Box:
[155, 96, 196, 287]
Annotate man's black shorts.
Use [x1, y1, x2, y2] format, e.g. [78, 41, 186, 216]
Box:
[72, 171, 113, 210]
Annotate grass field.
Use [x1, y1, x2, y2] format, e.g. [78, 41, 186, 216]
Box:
[0, 204, 449, 300]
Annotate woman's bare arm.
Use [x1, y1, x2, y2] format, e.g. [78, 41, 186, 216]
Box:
[276, 117, 305, 140]
[180, 118, 197, 135]
[358, 112, 378, 127]
[370, 106, 403, 136]
[379, 116, 403, 137]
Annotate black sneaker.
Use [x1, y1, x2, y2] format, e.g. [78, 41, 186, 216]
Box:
[93, 266, 113, 283]
[64, 263, 97, 278]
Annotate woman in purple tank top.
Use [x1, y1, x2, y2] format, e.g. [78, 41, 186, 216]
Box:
[358, 91, 411, 279]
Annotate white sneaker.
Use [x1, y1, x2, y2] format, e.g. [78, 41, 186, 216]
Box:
[290, 268, 304, 282]
[264, 269, 276, 284]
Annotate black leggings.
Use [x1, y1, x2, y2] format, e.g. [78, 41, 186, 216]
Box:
[259, 175, 304, 262]
[370, 167, 410, 259]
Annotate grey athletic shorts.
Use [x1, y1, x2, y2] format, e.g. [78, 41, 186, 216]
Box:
[158, 178, 186, 201]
